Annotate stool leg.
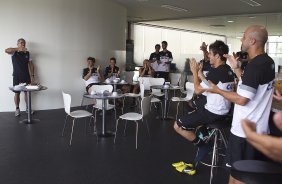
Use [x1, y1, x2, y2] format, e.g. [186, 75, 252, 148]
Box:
[210, 131, 218, 184]
[219, 130, 228, 149]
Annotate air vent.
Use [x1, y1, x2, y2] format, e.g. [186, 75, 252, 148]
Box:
[239, 0, 261, 7]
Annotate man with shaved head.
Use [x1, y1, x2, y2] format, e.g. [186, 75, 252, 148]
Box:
[207, 25, 275, 184]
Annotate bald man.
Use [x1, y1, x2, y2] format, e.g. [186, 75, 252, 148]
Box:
[207, 25, 275, 184]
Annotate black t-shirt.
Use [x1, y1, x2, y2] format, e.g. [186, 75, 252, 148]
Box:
[241, 54, 275, 90]
[206, 64, 235, 84]
[104, 66, 119, 78]
[159, 50, 173, 60]
[82, 67, 98, 78]
[200, 59, 212, 74]
[12, 51, 31, 79]
[149, 52, 160, 61]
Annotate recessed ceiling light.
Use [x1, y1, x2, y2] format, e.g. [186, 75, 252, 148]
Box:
[209, 24, 226, 28]
[161, 5, 189, 12]
[236, 36, 242, 39]
[248, 16, 256, 19]
[227, 20, 234, 23]
[239, 0, 261, 7]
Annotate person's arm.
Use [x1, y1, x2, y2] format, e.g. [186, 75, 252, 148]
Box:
[149, 67, 155, 77]
[28, 60, 35, 84]
[206, 82, 249, 106]
[242, 119, 282, 163]
[139, 68, 145, 77]
[83, 68, 92, 81]
[5, 47, 27, 54]
[97, 65, 104, 81]
[116, 67, 121, 78]
[5, 48, 18, 54]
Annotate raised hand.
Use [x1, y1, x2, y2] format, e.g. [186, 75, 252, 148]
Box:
[224, 54, 239, 69]
[190, 58, 199, 74]
[200, 42, 208, 51]
[97, 65, 101, 72]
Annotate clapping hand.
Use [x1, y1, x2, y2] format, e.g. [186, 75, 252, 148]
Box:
[224, 53, 239, 69]
[190, 58, 199, 74]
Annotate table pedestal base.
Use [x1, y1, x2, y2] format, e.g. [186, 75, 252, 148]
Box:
[20, 119, 40, 124]
[98, 131, 115, 137]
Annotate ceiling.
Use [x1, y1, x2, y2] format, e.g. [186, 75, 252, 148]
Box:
[110, 0, 282, 37]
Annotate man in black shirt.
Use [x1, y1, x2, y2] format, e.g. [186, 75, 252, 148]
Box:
[104, 57, 120, 80]
[159, 41, 173, 81]
[5, 38, 35, 116]
[149, 44, 160, 76]
[82, 57, 102, 94]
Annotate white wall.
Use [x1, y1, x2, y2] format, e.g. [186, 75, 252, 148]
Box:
[0, 0, 126, 112]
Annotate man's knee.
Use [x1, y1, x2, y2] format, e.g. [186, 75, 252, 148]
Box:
[173, 121, 180, 131]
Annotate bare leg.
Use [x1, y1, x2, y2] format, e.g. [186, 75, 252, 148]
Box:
[132, 84, 140, 94]
[229, 175, 245, 184]
[173, 121, 196, 141]
[14, 93, 20, 108]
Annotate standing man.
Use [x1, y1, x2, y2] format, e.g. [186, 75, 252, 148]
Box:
[149, 44, 161, 76]
[159, 41, 173, 81]
[207, 25, 275, 184]
[5, 38, 35, 116]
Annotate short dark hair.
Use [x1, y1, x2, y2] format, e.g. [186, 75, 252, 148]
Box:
[110, 57, 116, 63]
[161, 41, 167, 46]
[209, 40, 229, 62]
[155, 44, 160, 48]
[17, 38, 26, 44]
[87, 57, 95, 62]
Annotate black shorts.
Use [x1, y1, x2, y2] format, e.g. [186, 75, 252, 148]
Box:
[225, 133, 266, 169]
[177, 108, 226, 131]
[13, 75, 31, 94]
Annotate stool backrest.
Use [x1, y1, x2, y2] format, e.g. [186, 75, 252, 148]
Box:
[90, 85, 113, 93]
[141, 95, 152, 117]
[140, 83, 145, 98]
[150, 78, 165, 93]
[122, 71, 134, 83]
[138, 77, 152, 90]
[169, 73, 181, 85]
[185, 82, 194, 99]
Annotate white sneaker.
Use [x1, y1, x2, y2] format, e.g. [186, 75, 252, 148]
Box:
[15, 109, 20, 117]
